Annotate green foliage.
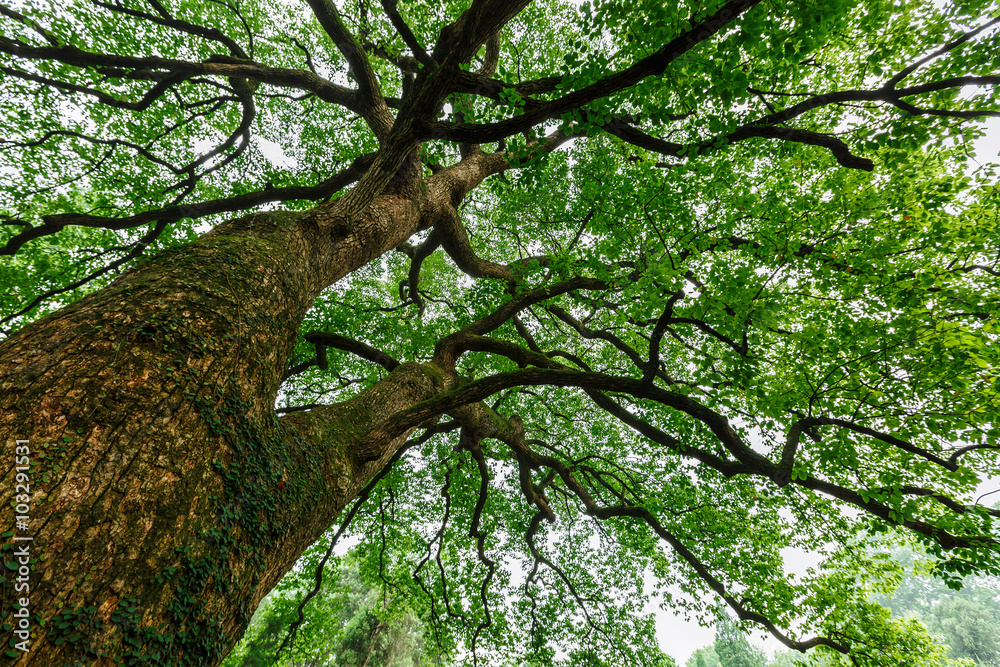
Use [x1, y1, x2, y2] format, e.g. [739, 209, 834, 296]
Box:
[687, 645, 721, 667]
[222, 551, 437, 667]
[713, 615, 767, 667]
[878, 544, 1000, 665]
[2, 0, 999, 665]
[695, 542, 999, 667]
[926, 597, 1000, 666]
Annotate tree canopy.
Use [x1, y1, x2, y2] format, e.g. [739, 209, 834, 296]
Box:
[1, 0, 999, 665]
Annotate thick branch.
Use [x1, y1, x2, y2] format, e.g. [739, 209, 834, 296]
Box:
[380, 0, 433, 67]
[419, 0, 762, 141]
[642, 289, 685, 384]
[303, 332, 400, 370]
[0, 36, 364, 111]
[91, 0, 248, 58]
[587, 115, 875, 171]
[1, 153, 375, 256]
[402, 230, 441, 315]
[434, 73, 998, 155]
[358, 367, 995, 550]
[432, 205, 518, 281]
[305, 0, 394, 139]
[451, 71, 562, 103]
[430, 0, 533, 68]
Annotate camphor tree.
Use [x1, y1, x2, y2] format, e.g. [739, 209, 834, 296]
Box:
[0, 0, 998, 664]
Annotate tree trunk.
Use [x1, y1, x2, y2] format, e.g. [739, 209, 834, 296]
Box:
[0, 204, 444, 665]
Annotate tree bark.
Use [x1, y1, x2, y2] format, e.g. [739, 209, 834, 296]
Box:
[0, 198, 447, 664]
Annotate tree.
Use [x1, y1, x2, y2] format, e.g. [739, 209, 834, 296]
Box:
[925, 597, 1000, 666]
[688, 647, 722, 667]
[877, 545, 1000, 665]
[713, 615, 767, 667]
[222, 549, 434, 667]
[1, 0, 998, 665]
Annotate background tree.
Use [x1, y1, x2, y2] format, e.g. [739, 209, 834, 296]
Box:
[222, 548, 435, 667]
[925, 598, 1000, 667]
[688, 647, 722, 667]
[713, 615, 767, 667]
[876, 544, 1000, 666]
[1, 0, 999, 665]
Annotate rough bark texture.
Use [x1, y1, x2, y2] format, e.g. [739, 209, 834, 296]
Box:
[0, 200, 447, 664]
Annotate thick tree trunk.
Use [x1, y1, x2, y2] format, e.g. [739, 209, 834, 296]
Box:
[0, 205, 444, 665]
